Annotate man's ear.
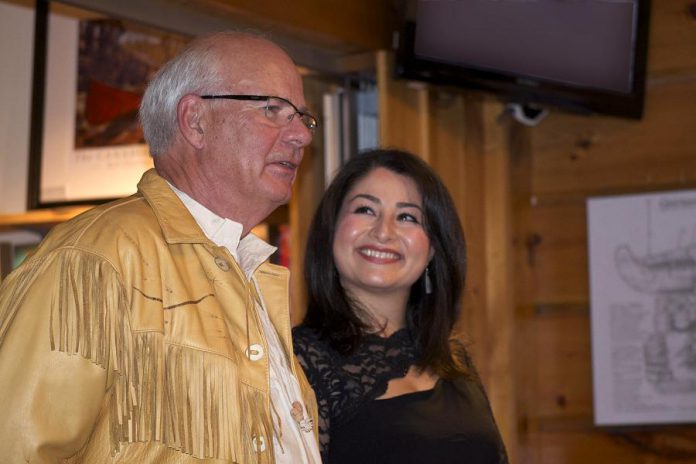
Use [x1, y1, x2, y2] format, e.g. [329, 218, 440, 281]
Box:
[177, 94, 206, 149]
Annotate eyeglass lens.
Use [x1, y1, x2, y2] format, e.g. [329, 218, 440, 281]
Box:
[264, 97, 317, 131]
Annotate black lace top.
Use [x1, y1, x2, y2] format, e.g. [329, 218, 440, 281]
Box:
[292, 326, 508, 463]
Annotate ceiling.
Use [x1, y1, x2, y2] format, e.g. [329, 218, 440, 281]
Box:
[60, 0, 396, 74]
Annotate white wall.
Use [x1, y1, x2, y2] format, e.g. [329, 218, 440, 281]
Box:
[0, 0, 34, 213]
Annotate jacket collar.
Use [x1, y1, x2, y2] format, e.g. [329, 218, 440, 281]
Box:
[137, 168, 210, 245]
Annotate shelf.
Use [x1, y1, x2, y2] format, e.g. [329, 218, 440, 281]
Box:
[0, 206, 92, 229]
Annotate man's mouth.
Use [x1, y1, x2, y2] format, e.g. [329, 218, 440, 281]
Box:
[277, 161, 297, 169]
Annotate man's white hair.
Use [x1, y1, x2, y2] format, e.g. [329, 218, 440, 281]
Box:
[139, 32, 249, 157]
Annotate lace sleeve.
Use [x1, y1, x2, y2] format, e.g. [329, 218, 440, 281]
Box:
[329, 329, 418, 428]
[292, 327, 333, 459]
[293, 327, 422, 461]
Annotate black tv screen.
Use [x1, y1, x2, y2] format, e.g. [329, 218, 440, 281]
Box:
[394, 0, 650, 119]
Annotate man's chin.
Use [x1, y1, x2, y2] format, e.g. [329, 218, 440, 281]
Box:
[264, 181, 294, 206]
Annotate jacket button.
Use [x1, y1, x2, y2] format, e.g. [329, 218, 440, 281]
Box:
[245, 343, 264, 361]
[252, 435, 266, 452]
[214, 256, 230, 271]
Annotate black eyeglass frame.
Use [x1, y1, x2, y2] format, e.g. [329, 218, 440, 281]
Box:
[199, 94, 318, 131]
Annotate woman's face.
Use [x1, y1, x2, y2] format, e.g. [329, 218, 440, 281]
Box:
[333, 167, 433, 300]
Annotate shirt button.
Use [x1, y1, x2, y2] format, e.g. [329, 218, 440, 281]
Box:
[252, 435, 266, 452]
[245, 343, 264, 361]
[214, 256, 230, 271]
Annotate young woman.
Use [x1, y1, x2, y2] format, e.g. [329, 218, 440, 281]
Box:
[293, 149, 508, 463]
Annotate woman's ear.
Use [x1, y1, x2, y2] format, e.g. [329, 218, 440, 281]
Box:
[177, 94, 206, 149]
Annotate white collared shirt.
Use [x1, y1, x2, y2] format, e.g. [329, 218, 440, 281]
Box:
[168, 183, 321, 464]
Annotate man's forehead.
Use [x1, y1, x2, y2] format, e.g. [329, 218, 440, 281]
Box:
[219, 65, 306, 104]
[219, 38, 293, 68]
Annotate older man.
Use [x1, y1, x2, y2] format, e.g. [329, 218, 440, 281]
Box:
[0, 32, 320, 463]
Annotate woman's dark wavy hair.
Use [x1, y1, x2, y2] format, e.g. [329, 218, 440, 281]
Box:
[303, 148, 467, 378]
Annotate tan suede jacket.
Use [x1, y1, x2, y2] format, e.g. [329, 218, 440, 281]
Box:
[0, 169, 317, 463]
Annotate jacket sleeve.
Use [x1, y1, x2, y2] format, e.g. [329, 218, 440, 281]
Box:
[0, 248, 127, 463]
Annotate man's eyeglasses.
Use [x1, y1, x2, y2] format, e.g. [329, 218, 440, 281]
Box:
[200, 94, 318, 132]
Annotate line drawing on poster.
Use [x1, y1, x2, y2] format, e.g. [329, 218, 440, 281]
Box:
[588, 190, 696, 426]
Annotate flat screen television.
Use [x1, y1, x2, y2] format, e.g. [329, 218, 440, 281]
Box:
[393, 0, 650, 119]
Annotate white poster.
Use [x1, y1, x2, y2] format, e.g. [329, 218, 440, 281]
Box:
[588, 189, 696, 426]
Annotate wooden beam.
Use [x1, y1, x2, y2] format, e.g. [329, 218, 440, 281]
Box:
[480, 99, 518, 462]
[201, 0, 394, 52]
[377, 51, 430, 155]
[289, 76, 330, 326]
[58, 0, 356, 73]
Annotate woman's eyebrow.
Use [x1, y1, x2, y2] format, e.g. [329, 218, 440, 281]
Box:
[397, 202, 423, 211]
[348, 193, 380, 204]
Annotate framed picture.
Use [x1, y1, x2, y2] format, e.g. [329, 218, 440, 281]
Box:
[0, 230, 43, 282]
[28, 0, 189, 208]
[587, 189, 696, 426]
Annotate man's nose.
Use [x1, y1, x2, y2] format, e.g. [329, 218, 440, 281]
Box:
[284, 115, 313, 148]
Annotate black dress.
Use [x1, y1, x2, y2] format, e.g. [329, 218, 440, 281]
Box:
[292, 326, 508, 464]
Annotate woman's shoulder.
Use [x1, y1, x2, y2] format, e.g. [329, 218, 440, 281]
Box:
[292, 324, 319, 338]
[448, 337, 481, 380]
[292, 325, 334, 366]
[292, 325, 324, 348]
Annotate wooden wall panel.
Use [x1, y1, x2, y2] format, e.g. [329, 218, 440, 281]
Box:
[535, 431, 645, 464]
[427, 91, 468, 204]
[523, 202, 590, 304]
[289, 76, 332, 326]
[530, 78, 696, 198]
[648, 1, 696, 75]
[531, 312, 593, 418]
[514, 1, 696, 461]
[479, 100, 518, 463]
[377, 51, 431, 157]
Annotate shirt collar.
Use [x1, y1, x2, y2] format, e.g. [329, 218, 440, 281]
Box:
[167, 182, 276, 279]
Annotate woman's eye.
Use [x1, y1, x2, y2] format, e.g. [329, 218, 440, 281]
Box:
[398, 213, 419, 223]
[353, 206, 374, 215]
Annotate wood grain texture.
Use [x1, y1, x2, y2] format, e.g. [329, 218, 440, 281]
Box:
[514, 1, 696, 460]
[197, 0, 394, 52]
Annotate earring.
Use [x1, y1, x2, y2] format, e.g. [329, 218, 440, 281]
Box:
[425, 266, 433, 295]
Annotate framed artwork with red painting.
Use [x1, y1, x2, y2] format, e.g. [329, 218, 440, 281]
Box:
[28, 0, 189, 208]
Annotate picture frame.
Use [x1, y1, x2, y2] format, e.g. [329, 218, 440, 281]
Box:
[0, 230, 43, 282]
[587, 188, 696, 427]
[27, 0, 189, 208]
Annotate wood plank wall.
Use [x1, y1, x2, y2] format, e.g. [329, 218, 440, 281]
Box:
[289, 76, 334, 326]
[516, 1, 696, 461]
[378, 1, 696, 462]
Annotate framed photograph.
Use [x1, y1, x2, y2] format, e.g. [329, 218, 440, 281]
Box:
[28, 0, 189, 208]
[587, 189, 696, 426]
[0, 230, 43, 281]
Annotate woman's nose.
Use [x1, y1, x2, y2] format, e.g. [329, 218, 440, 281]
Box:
[370, 216, 394, 242]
